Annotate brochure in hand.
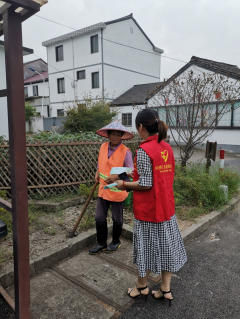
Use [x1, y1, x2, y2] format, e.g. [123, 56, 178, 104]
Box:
[110, 167, 132, 175]
[103, 183, 117, 190]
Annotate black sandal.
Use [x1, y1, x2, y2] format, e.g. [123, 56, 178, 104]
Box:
[127, 286, 149, 301]
[152, 287, 173, 306]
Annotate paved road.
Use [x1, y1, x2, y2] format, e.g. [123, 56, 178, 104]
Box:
[120, 204, 240, 319]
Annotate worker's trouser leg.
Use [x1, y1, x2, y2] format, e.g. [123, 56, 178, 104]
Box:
[95, 197, 124, 223]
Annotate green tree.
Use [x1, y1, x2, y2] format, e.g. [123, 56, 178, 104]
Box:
[63, 94, 117, 133]
[25, 102, 39, 121]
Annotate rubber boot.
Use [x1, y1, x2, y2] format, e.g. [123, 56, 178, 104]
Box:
[105, 222, 122, 253]
[89, 221, 108, 255]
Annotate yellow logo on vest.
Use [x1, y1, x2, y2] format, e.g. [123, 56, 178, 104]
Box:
[161, 150, 168, 162]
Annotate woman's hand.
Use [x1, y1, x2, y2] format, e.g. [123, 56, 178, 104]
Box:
[105, 174, 119, 184]
[115, 180, 125, 190]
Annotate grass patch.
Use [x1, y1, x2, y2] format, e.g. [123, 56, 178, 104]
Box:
[174, 163, 240, 219]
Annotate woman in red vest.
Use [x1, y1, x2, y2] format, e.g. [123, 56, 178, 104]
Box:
[89, 121, 134, 255]
[115, 109, 187, 306]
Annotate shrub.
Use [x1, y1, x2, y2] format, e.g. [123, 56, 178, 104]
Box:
[25, 102, 40, 121]
[63, 94, 117, 133]
[174, 163, 240, 211]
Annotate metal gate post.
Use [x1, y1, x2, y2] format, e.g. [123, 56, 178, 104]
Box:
[3, 8, 30, 319]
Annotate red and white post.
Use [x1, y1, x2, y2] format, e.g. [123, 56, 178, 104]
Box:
[219, 149, 225, 171]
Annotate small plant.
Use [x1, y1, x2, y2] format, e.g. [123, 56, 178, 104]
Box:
[44, 227, 56, 235]
[79, 183, 99, 199]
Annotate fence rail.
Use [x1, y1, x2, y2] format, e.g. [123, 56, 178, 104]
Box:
[0, 139, 142, 198]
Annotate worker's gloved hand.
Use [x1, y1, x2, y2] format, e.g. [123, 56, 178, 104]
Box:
[105, 174, 119, 184]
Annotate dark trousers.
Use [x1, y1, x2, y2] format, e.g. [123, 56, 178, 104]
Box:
[95, 197, 124, 223]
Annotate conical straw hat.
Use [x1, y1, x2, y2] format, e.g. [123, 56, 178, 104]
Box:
[96, 120, 134, 140]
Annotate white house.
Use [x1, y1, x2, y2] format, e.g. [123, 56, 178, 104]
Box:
[42, 13, 163, 117]
[111, 56, 240, 153]
[24, 59, 50, 117]
[0, 40, 33, 140]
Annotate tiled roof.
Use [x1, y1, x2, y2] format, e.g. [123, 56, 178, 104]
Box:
[190, 56, 240, 79]
[42, 23, 106, 47]
[24, 71, 48, 84]
[42, 14, 163, 53]
[23, 59, 48, 80]
[111, 82, 162, 106]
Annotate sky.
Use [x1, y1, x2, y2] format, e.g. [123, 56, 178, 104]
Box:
[22, 0, 240, 81]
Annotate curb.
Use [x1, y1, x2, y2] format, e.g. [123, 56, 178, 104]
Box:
[1, 190, 240, 289]
[0, 225, 113, 289]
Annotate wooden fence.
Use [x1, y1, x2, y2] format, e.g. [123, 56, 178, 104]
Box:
[0, 139, 142, 198]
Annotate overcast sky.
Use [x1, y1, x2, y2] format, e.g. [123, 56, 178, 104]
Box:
[22, 0, 240, 80]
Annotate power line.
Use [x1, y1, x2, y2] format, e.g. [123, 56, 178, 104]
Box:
[35, 15, 77, 31]
[35, 15, 188, 63]
[33, 53, 75, 82]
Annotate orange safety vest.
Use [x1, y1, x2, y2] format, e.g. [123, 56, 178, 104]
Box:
[98, 142, 129, 202]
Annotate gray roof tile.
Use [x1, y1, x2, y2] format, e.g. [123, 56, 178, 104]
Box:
[111, 82, 162, 106]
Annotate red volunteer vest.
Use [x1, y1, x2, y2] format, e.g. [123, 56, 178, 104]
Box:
[98, 142, 129, 202]
[133, 135, 175, 222]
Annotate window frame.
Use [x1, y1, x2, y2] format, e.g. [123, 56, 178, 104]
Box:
[55, 45, 64, 62]
[33, 85, 38, 97]
[90, 35, 99, 54]
[24, 87, 28, 98]
[122, 113, 132, 127]
[57, 109, 65, 117]
[57, 78, 65, 94]
[92, 72, 99, 89]
[77, 70, 86, 80]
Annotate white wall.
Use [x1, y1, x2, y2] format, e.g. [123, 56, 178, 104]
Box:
[26, 116, 44, 133]
[24, 81, 49, 98]
[114, 104, 145, 132]
[0, 46, 9, 140]
[169, 128, 240, 153]
[45, 19, 161, 114]
[103, 19, 160, 79]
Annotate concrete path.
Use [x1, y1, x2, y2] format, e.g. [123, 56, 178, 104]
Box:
[4, 204, 240, 318]
[120, 203, 240, 319]
[6, 238, 161, 319]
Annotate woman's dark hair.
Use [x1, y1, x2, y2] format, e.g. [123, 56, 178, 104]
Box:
[107, 130, 124, 137]
[135, 109, 168, 143]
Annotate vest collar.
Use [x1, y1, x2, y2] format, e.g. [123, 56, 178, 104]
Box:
[140, 135, 158, 146]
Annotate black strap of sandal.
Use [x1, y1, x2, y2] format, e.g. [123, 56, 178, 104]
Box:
[160, 288, 172, 295]
[136, 286, 148, 294]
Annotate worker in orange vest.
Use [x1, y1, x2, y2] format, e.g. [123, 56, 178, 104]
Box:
[89, 121, 134, 255]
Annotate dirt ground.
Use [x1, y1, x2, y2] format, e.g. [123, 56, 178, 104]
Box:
[0, 197, 204, 270]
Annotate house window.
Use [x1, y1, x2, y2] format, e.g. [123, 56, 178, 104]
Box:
[92, 72, 99, 89]
[77, 70, 86, 80]
[91, 35, 98, 53]
[57, 78, 65, 93]
[57, 109, 64, 117]
[24, 87, 28, 98]
[56, 45, 64, 62]
[122, 113, 132, 126]
[33, 85, 38, 97]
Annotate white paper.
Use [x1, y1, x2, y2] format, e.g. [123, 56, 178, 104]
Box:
[110, 167, 132, 175]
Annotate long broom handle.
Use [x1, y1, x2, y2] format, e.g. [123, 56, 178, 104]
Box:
[70, 182, 98, 238]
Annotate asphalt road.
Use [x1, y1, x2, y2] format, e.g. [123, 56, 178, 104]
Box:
[120, 204, 240, 319]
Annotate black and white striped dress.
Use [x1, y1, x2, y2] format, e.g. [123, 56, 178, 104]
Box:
[133, 148, 187, 278]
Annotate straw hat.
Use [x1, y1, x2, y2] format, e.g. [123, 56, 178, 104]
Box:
[96, 120, 134, 140]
